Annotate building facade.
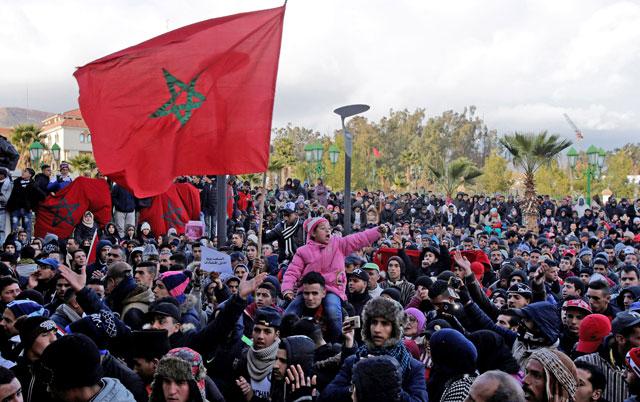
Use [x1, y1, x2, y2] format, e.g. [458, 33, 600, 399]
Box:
[40, 109, 93, 166]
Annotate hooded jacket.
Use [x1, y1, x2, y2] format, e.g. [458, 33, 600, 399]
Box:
[616, 286, 640, 310]
[282, 227, 380, 301]
[92, 377, 136, 402]
[321, 297, 428, 402]
[271, 336, 316, 402]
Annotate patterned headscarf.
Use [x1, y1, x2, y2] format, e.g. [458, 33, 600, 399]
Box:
[529, 349, 577, 402]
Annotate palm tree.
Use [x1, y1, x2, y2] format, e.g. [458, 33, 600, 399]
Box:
[500, 131, 572, 232]
[10, 124, 47, 168]
[428, 157, 482, 200]
[68, 154, 97, 176]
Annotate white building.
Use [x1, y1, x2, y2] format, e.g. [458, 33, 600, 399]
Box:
[40, 109, 93, 166]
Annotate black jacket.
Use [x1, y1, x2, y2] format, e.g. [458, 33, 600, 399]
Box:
[11, 357, 54, 402]
[7, 177, 45, 212]
[101, 353, 148, 402]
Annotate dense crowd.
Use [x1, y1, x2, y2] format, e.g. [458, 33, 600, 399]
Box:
[0, 163, 640, 402]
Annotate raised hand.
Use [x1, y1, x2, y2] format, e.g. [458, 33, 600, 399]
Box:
[59, 264, 87, 292]
[238, 272, 267, 299]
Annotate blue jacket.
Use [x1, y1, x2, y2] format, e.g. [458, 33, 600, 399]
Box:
[111, 184, 136, 213]
[320, 353, 428, 402]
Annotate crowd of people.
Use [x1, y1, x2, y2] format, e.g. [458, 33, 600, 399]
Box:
[0, 162, 640, 402]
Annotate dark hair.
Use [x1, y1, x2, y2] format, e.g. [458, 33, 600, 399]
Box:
[497, 311, 521, 328]
[258, 282, 277, 300]
[622, 265, 640, 277]
[291, 317, 324, 344]
[564, 277, 585, 296]
[71, 248, 86, 258]
[87, 278, 104, 286]
[574, 361, 606, 393]
[301, 271, 325, 287]
[0, 366, 16, 385]
[169, 253, 187, 267]
[588, 280, 610, 295]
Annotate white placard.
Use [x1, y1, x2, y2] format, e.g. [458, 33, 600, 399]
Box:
[200, 245, 233, 274]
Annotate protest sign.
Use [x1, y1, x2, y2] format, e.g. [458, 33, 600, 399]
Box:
[200, 246, 233, 275]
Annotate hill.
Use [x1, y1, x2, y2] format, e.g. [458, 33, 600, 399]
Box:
[0, 107, 54, 127]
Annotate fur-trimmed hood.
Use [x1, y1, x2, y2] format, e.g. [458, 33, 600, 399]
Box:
[361, 297, 407, 349]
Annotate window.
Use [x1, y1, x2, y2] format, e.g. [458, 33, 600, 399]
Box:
[87, 134, 92, 143]
[80, 133, 85, 143]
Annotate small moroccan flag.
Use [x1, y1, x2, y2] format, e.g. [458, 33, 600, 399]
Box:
[372, 147, 381, 158]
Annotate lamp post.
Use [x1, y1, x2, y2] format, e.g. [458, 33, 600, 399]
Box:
[333, 104, 370, 234]
[303, 142, 326, 182]
[29, 140, 44, 169]
[51, 143, 61, 169]
[568, 145, 605, 207]
[328, 144, 339, 166]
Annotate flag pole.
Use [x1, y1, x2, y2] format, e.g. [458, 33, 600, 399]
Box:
[255, 172, 268, 274]
[215, 175, 227, 249]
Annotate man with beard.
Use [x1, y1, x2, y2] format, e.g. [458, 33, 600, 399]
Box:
[270, 335, 315, 402]
[522, 348, 577, 402]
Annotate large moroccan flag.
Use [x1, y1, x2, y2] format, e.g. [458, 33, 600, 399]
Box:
[35, 177, 112, 238]
[138, 183, 201, 235]
[74, 5, 286, 197]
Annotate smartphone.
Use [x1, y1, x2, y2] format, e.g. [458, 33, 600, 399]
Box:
[344, 316, 361, 329]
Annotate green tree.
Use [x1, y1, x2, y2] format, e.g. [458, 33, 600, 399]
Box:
[500, 132, 572, 232]
[68, 154, 97, 176]
[534, 161, 571, 198]
[603, 150, 635, 198]
[428, 157, 482, 199]
[478, 152, 513, 194]
[10, 124, 47, 169]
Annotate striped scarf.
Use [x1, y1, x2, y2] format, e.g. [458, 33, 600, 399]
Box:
[282, 219, 300, 258]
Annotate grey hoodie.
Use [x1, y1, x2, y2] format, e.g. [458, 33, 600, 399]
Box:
[92, 377, 135, 402]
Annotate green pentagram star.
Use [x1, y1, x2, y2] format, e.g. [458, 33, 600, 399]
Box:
[162, 199, 184, 228]
[150, 68, 206, 126]
[49, 198, 80, 227]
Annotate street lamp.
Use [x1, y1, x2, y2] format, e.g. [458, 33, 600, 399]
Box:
[51, 143, 61, 164]
[333, 104, 370, 234]
[569, 145, 605, 207]
[29, 140, 44, 168]
[303, 142, 326, 181]
[328, 144, 339, 165]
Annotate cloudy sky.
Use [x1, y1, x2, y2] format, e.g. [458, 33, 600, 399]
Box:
[1, 0, 638, 149]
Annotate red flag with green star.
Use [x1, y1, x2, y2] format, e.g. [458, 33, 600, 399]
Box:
[74, 5, 286, 197]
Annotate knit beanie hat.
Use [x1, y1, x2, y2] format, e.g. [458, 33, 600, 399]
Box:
[430, 328, 477, 375]
[380, 287, 402, 304]
[150, 347, 206, 402]
[404, 308, 426, 333]
[158, 271, 190, 302]
[7, 300, 46, 319]
[361, 297, 406, 349]
[40, 334, 103, 391]
[415, 276, 433, 291]
[66, 311, 122, 351]
[15, 316, 56, 351]
[303, 217, 329, 240]
[141, 222, 151, 232]
[352, 356, 402, 402]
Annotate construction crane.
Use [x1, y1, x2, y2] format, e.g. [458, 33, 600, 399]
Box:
[563, 113, 584, 141]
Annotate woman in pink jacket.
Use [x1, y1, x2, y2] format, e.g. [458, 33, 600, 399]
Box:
[282, 216, 384, 341]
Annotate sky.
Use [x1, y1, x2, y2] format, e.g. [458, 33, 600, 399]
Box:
[1, 0, 639, 150]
